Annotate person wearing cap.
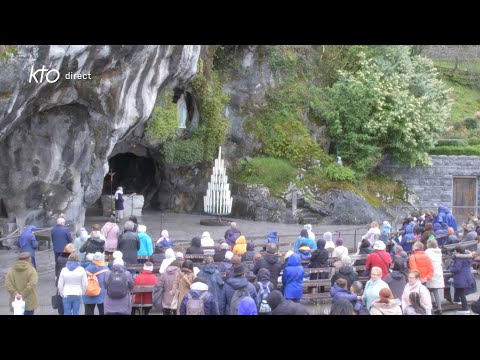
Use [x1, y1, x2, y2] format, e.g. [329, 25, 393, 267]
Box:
[58, 253, 87, 315]
[219, 264, 257, 315]
[101, 215, 120, 252]
[83, 252, 109, 315]
[332, 238, 349, 259]
[214, 242, 230, 262]
[132, 262, 157, 315]
[365, 241, 392, 280]
[253, 243, 284, 289]
[114, 186, 124, 222]
[150, 243, 166, 264]
[5, 252, 39, 315]
[224, 222, 241, 247]
[137, 225, 153, 261]
[51, 217, 73, 267]
[160, 248, 176, 274]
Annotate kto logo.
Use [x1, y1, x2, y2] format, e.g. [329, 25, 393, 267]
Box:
[28, 65, 60, 84]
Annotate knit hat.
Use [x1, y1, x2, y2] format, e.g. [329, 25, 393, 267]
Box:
[175, 252, 184, 260]
[113, 258, 124, 266]
[373, 241, 386, 250]
[93, 252, 105, 262]
[335, 238, 343, 246]
[143, 262, 153, 272]
[225, 251, 234, 261]
[220, 242, 229, 250]
[233, 264, 246, 276]
[18, 252, 31, 260]
[112, 250, 123, 259]
[137, 224, 147, 233]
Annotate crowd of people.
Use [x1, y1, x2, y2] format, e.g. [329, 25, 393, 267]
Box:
[4, 204, 480, 315]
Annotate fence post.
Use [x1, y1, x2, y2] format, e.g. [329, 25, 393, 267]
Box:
[354, 229, 357, 251]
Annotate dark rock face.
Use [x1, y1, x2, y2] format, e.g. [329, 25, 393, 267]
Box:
[0, 45, 201, 228]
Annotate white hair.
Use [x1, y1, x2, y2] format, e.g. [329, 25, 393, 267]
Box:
[57, 218, 65, 225]
[304, 224, 312, 231]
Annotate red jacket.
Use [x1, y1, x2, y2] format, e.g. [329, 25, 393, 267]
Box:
[133, 270, 157, 304]
[408, 250, 434, 283]
[365, 251, 392, 280]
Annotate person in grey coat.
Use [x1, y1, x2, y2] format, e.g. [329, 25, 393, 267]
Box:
[117, 221, 140, 273]
[384, 258, 407, 300]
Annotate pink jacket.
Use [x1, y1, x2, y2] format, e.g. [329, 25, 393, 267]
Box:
[101, 222, 120, 251]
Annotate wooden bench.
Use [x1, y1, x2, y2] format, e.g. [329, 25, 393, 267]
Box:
[442, 240, 478, 252]
[127, 264, 161, 273]
[131, 285, 155, 309]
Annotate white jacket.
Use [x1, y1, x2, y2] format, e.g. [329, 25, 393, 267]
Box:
[401, 281, 432, 315]
[425, 248, 444, 289]
[332, 245, 349, 259]
[58, 266, 87, 297]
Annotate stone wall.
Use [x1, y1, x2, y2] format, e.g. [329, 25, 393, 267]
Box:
[381, 155, 480, 212]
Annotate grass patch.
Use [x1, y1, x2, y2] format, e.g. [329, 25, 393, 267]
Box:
[444, 79, 480, 122]
[235, 157, 297, 195]
[429, 145, 480, 156]
[434, 60, 480, 73]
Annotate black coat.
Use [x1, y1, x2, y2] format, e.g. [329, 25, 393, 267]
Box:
[80, 237, 105, 255]
[149, 252, 166, 264]
[330, 266, 359, 288]
[55, 252, 70, 285]
[213, 249, 227, 263]
[267, 290, 308, 315]
[117, 230, 140, 265]
[309, 249, 329, 268]
[253, 254, 284, 289]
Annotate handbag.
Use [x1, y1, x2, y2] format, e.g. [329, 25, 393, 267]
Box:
[170, 290, 179, 310]
[51, 291, 62, 310]
[152, 285, 164, 310]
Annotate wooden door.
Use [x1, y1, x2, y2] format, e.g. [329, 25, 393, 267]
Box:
[452, 177, 477, 220]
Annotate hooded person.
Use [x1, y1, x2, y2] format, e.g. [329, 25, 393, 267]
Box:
[266, 231, 279, 244]
[241, 242, 256, 262]
[58, 253, 87, 315]
[399, 222, 416, 253]
[434, 205, 447, 225]
[5, 253, 39, 315]
[157, 230, 174, 248]
[114, 187, 124, 221]
[150, 243, 166, 264]
[384, 258, 408, 299]
[330, 256, 359, 288]
[101, 215, 120, 251]
[179, 276, 219, 315]
[73, 228, 89, 263]
[379, 221, 392, 244]
[160, 248, 176, 274]
[266, 290, 309, 315]
[253, 243, 284, 289]
[214, 242, 230, 263]
[200, 231, 215, 256]
[443, 206, 458, 231]
[282, 253, 304, 302]
[117, 220, 140, 268]
[304, 224, 315, 241]
[136, 225, 153, 258]
[218, 251, 234, 279]
[83, 252, 109, 315]
[238, 297, 258, 315]
[197, 257, 225, 306]
[233, 235, 248, 255]
[186, 236, 204, 259]
[224, 222, 241, 246]
[17, 226, 38, 269]
[297, 243, 312, 268]
[80, 225, 106, 256]
[323, 232, 335, 252]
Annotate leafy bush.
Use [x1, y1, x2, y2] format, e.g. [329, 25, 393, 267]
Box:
[429, 145, 480, 156]
[236, 157, 297, 195]
[145, 90, 178, 143]
[468, 138, 480, 145]
[436, 139, 468, 147]
[464, 118, 479, 129]
[322, 46, 452, 172]
[162, 139, 204, 165]
[325, 163, 357, 182]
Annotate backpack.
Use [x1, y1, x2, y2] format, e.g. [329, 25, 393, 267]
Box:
[186, 292, 208, 315]
[85, 269, 108, 296]
[230, 286, 251, 315]
[257, 282, 272, 313]
[471, 298, 480, 315]
[106, 267, 129, 299]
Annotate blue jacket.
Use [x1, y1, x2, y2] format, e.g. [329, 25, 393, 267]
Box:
[219, 276, 257, 315]
[443, 206, 458, 231]
[379, 224, 392, 243]
[82, 263, 109, 304]
[198, 263, 225, 306]
[266, 231, 279, 244]
[293, 237, 317, 251]
[330, 284, 358, 303]
[137, 233, 153, 256]
[434, 205, 447, 225]
[51, 225, 73, 253]
[17, 226, 38, 256]
[450, 255, 473, 289]
[399, 223, 415, 252]
[282, 254, 304, 300]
